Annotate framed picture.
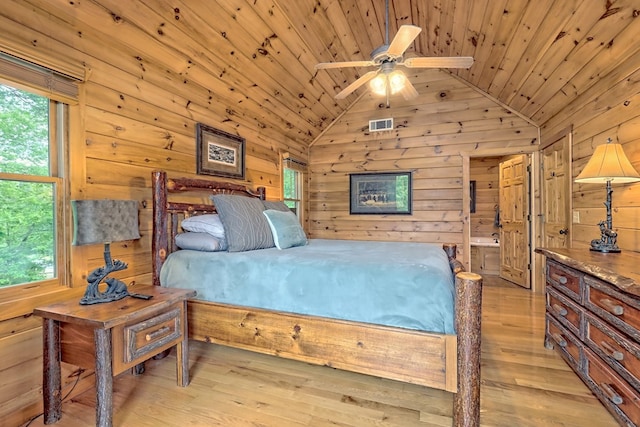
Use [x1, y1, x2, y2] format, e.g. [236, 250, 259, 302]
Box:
[196, 123, 245, 179]
[350, 172, 412, 215]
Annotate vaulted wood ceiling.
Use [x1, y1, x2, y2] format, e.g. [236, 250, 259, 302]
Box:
[64, 0, 639, 146]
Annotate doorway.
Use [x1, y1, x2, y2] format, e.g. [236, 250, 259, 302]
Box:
[468, 154, 532, 288]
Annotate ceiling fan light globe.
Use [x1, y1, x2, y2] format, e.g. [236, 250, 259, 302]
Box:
[388, 71, 406, 94]
[370, 75, 387, 96]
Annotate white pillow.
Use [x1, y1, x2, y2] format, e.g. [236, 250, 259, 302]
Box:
[181, 214, 225, 240]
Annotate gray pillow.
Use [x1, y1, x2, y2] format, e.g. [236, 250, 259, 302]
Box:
[262, 200, 291, 212]
[211, 194, 275, 252]
[175, 232, 227, 252]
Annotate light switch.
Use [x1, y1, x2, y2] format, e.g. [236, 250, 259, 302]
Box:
[573, 211, 580, 223]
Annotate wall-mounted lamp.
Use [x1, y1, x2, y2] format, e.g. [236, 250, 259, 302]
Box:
[574, 138, 640, 253]
[72, 199, 140, 304]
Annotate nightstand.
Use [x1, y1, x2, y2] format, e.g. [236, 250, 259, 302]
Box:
[34, 285, 196, 427]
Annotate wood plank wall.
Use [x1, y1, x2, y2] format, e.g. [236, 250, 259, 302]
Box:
[309, 70, 538, 251]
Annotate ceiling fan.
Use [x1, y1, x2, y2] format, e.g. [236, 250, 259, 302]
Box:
[315, 1, 473, 101]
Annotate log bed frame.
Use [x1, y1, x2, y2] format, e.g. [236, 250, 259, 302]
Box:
[151, 170, 483, 426]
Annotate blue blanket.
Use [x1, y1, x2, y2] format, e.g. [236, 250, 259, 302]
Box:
[160, 239, 456, 334]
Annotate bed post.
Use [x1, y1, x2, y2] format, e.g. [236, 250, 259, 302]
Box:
[453, 271, 483, 427]
[152, 170, 168, 286]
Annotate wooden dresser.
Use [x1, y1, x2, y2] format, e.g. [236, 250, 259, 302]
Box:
[537, 248, 640, 426]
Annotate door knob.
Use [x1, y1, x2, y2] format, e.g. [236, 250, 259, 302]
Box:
[559, 228, 568, 235]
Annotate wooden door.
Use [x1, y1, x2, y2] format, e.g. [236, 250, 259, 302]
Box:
[542, 134, 571, 248]
[499, 156, 529, 288]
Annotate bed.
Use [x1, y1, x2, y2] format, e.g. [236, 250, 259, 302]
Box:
[151, 170, 483, 426]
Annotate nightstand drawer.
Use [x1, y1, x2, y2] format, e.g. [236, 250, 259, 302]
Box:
[124, 307, 183, 364]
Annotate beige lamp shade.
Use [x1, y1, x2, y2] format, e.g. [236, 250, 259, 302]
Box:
[575, 141, 640, 184]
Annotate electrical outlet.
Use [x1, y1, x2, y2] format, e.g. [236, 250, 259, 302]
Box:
[573, 211, 580, 223]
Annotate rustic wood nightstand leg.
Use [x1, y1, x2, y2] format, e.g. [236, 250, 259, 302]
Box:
[42, 318, 61, 424]
[94, 328, 113, 427]
[176, 301, 190, 387]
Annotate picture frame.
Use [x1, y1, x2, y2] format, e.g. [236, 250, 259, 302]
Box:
[349, 172, 412, 215]
[196, 123, 245, 179]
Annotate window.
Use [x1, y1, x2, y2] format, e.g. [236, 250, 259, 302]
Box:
[282, 155, 306, 220]
[0, 54, 75, 292]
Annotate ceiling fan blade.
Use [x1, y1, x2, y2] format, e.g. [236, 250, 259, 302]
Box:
[399, 79, 419, 100]
[315, 60, 375, 70]
[386, 25, 422, 57]
[402, 56, 474, 69]
[335, 70, 378, 99]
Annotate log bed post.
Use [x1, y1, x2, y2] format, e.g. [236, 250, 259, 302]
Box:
[453, 271, 483, 427]
[152, 171, 168, 286]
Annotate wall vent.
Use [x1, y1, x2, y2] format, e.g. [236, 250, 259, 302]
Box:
[368, 118, 393, 132]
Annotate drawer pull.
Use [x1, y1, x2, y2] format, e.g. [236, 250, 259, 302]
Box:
[551, 303, 568, 317]
[600, 383, 624, 405]
[550, 273, 568, 285]
[551, 332, 567, 348]
[146, 326, 170, 342]
[600, 341, 624, 361]
[599, 298, 624, 316]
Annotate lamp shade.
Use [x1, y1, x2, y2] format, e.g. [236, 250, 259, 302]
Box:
[575, 141, 640, 184]
[72, 199, 140, 246]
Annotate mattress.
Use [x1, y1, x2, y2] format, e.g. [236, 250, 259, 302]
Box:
[160, 239, 456, 334]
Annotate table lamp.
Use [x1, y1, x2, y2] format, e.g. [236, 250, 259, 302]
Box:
[574, 138, 640, 253]
[72, 199, 140, 304]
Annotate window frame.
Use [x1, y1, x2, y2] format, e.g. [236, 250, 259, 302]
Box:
[281, 154, 307, 224]
[283, 167, 302, 216]
[0, 68, 72, 303]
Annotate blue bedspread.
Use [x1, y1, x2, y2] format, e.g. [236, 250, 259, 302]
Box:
[160, 239, 456, 334]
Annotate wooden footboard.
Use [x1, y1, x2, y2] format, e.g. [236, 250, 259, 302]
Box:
[151, 170, 483, 427]
[189, 300, 458, 391]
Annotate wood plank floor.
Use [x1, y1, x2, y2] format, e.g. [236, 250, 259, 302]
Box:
[26, 277, 618, 426]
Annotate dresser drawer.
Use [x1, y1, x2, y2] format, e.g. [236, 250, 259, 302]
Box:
[546, 314, 582, 372]
[586, 312, 640, 390]
[123, 306, 183, 364]
[586, 276, 640, 342]
[547, 260, 582, 302]
[585, 348, 640, 426]
[547, 286, 582, 338]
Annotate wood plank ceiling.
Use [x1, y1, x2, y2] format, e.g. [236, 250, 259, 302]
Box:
[75, 0, 639, 146]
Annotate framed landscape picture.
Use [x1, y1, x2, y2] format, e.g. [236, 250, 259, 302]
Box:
[196, 123, 245, 179]
[349, 172, 412, 215]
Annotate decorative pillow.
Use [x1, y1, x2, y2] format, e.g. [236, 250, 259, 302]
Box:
[211, 194, 275, 252]
[181, 214, 226, 240]
[263, 209, 307, 250]
[262, 200, 291, 212]
[175, 232, 227, 252]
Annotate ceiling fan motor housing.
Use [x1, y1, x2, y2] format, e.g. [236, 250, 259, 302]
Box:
[371, 45, 401, 64]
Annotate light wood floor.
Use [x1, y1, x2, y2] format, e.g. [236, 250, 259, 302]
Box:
[27, 276, 618, 426]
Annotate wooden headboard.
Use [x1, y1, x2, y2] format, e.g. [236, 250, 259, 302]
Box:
[151, 170, 266, 286]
